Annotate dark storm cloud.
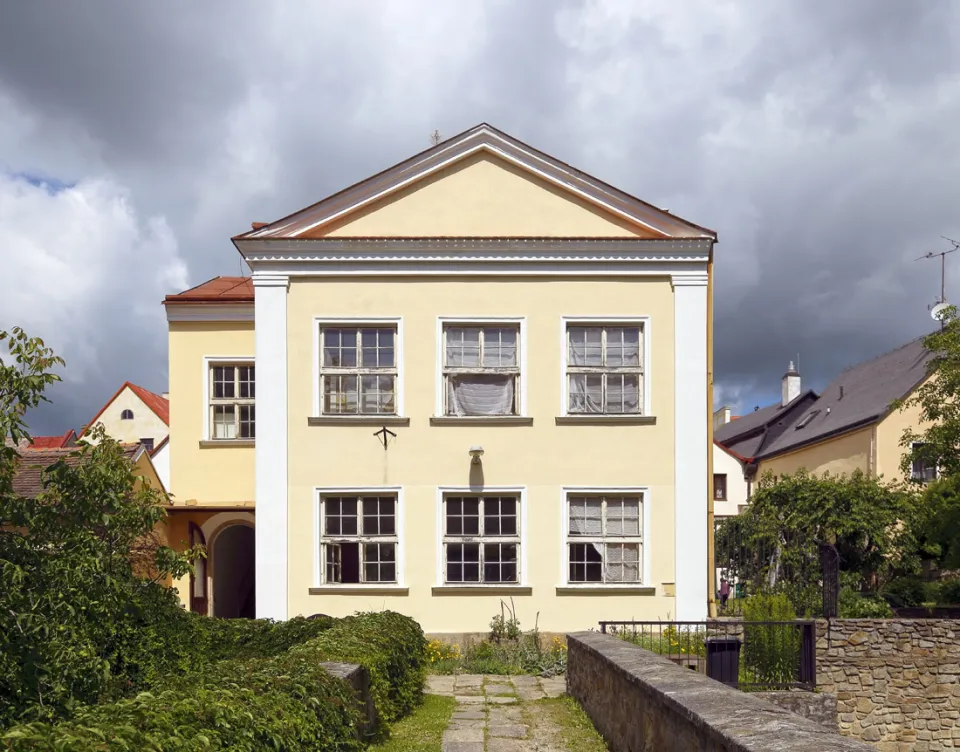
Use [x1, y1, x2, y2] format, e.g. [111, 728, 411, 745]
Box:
[1, 0, 959, 432]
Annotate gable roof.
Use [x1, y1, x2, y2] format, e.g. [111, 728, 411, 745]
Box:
[757, 336, 934, 460]
[164, 276, 253, 305]
[11, 444, 142, 498]
[234, 123, 717, 242]
[6, 429, 78, 450]
[714, 391, 819, 462]
[82, 382, 170, 436]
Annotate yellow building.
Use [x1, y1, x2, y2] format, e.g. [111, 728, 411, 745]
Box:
[163, 124, 717, 631]
[715, 339, 935, 490]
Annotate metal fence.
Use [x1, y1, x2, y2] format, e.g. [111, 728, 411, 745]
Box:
[599, 620, 817, 690]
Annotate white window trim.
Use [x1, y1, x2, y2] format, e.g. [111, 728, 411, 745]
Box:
[313, 486, 406, 589]
[558, 317, 651, 417]
[312, 317, 404, 418]
[435, 317, 527, 418]
[910, 442, 938, 482]
[435, 486, 528, 587]
[202, 356, 255, 441]
[559, 486, 651, 588]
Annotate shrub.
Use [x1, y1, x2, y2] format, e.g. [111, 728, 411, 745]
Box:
[742, 593, 801, 685]
[881, 577, 927, 608]
[193, 614, 336, 662]
[838, 587, 893, 618]
[939, 578, 960, 605]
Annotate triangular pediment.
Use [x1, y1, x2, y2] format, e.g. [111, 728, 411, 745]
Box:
[237, 124, 715, 241]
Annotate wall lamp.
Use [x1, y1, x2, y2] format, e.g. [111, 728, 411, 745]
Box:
[469, 446, 485, 465]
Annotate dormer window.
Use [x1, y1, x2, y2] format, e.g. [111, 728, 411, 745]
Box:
[795, 410, 819, 429]
[121, 409, 134, 420]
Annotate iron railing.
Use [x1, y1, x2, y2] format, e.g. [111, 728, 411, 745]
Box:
[599, 620, 817, 690]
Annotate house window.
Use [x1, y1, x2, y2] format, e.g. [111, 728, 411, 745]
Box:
[140, 437, 155, 452]
[443, 495, 520, 584]
[121, 409, 134, 420]
[210, 364, 255, 439]
[320, 326, 397, 415]
[319, 495, 398, 584]
[442, 325, 520, 416]
[566, 324, 644, 414]
[567, 494, 643, 584]
[911, 443, 937, 483]
[713, 474, 727, 501]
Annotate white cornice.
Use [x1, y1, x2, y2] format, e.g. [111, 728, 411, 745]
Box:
[165, 304, 254, 322]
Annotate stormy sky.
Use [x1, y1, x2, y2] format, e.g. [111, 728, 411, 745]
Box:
[2, 1, 959, 433]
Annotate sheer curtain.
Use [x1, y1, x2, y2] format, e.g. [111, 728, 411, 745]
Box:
[447, 375, 515, 416]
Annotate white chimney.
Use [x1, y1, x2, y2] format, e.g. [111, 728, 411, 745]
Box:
[713, 406, 732, 431]
[782, 361, 801, 406]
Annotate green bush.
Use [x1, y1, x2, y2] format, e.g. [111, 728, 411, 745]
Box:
[838, 587, 893, 618]
[192, 614, 336, 662]
[939, 579, 960, 605]
[881, 577, 927, 608]
[289, 611, 427, 726]
[742, 593, 801, 685]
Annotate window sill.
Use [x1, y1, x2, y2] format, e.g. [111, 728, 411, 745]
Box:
[429, 416, 533, 426]
[308, 416, 410, 426]
[432, 586, 532, 596]
[555, 415, 657, 426]
[308, 586, 409, 595]
[199, 439, 255, 448]
[555, 586, 656, 596]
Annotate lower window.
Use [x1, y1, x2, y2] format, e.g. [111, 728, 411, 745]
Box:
[443, 495, 520, 584]
[567, 494, 643, 584]
[319, 495, 397, 584]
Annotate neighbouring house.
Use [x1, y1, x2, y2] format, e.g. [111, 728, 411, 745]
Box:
[5, 429, 78, 450]
[163, 123, 717, 630]
[715, 337, 936, 490]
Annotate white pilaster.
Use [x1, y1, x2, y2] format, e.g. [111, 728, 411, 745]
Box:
[673, 273, 709, 620]
[254, 273, 289, 620]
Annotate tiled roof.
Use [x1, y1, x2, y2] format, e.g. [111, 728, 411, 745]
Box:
[9, 429, 78, 450]
[713, 391, 819, 462]
[11, 445, 140, 498]
[163, 276, 253, 304]
[82, 382, 170, 436]
[758, 336, 934, 459]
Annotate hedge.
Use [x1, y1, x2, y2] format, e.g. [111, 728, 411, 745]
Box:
[191, 613, 337, 662]
[2, 611, 426, 750]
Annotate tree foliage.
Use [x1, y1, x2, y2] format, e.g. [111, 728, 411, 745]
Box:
[896, 306, 960, 479]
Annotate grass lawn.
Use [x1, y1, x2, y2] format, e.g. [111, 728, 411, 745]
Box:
[370, 694, 456, 752]
[534, 696, 608, 751]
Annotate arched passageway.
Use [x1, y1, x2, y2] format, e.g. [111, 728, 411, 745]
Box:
[212, 524, 256, 618]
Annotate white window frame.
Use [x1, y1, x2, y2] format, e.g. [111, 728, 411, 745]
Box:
[435, 317, 527, 417]
[202, 356, 255, 441]
[910, 442, 938, 483]
[436, 486, 528, 587]
[313, 317, 404, 418]
[560, 487, 651, 587]
[313, 486, 405, 588]
[559, 317, 651, 417]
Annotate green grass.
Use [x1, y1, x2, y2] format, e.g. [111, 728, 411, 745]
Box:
[369, 694, 456, 752]
[537, 696, 608, 751]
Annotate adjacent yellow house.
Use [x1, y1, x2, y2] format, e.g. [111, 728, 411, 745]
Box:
[163, 124, 717, 631]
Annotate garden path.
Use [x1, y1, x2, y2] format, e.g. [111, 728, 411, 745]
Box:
[425, 674, 573, 752]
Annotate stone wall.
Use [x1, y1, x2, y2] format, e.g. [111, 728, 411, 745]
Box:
[817, 619, 960, 750]
[755, 690, 838, 731]
[321, 662, 375, 736]
[568, 632, 873, 752]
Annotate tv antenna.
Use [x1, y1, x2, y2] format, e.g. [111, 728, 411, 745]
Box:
[917, 237, 960, 327]
[429, 130, 442, 146]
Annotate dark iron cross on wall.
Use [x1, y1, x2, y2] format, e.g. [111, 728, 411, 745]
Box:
[373, 426, 396, 450]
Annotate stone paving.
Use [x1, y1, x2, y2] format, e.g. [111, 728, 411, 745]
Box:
[425, 674, 568, 752]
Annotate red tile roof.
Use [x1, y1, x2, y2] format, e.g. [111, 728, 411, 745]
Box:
[11, 445, 140, 498]
[82, 382, 170, 437]
[164, 276, 253, 304]
[26, 430, 77, 449]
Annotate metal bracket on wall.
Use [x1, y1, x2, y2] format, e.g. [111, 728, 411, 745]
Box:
[373, 426, 397, 451]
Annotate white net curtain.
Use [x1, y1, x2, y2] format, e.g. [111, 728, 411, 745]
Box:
[445, 326, 518, 416]
[568, 497, 642, 582]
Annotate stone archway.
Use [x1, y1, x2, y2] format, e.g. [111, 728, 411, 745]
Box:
[211, 524, 256, 618]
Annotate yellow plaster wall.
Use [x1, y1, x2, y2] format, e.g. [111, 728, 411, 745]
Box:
[85, 388, 168, 446]
[315, 152, 656, 239]
[285, 276, 678, 633]
[168, 322, 255, 505]
[875, 387, 930, 481]
[757, 428, 873, 479]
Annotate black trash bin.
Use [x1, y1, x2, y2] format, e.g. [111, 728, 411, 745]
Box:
[705, 637, 741, 686]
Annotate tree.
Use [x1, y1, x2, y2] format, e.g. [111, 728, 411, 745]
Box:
[0, 328, 196, 726]
[896, 305, 960, 479]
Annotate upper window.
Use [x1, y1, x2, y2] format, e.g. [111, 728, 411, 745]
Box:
[210, 364, 255, 440]
[911, 443, 937, 483]
[713, 473, 727, 501]
[566, 494, 643, 584]
[320, 326, 397, 415]
[442, 325, 520, 416]
[443, 494, 520, 584]
[318, 494, 398, 584]
[121, 409, 134, 420]
[565, 324, 644, 415]
[140, 437, 155, 452]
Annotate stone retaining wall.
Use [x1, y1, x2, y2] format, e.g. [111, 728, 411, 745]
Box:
[817, 619, 960, 750]
[321, 662, 375, 736]
[567, 632, 873, 751]
[755, 690, 837, 731]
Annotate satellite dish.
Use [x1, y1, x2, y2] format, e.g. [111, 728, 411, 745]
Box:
[931, 302, 950, 321]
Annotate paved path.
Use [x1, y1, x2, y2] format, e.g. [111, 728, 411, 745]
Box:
[425, 674, 568, 752]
